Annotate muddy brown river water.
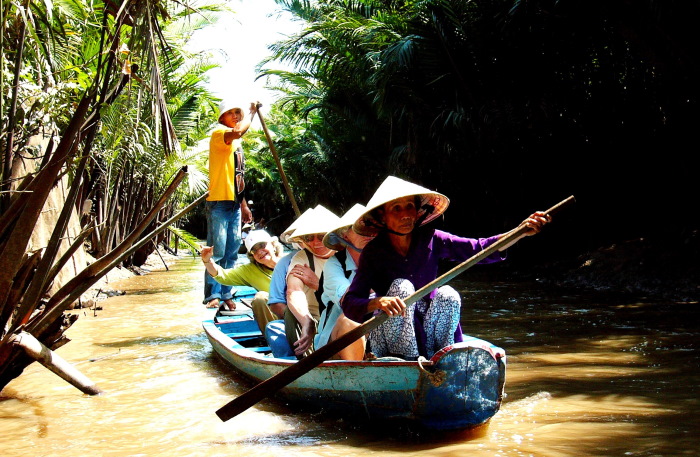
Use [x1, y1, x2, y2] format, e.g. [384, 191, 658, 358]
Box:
[1, 256, 698, 456]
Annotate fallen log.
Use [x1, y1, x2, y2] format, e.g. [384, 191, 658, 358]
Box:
[10, 331, 102, 395]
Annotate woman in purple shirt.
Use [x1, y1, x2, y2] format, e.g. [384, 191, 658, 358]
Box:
[340, 176, 550, 360]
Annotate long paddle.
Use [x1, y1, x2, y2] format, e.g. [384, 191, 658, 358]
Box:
[254, 102, 302, 217]
[216, 195, 576, 421]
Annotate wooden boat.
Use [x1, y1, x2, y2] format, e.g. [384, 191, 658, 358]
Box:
[202, 286, 507, 431]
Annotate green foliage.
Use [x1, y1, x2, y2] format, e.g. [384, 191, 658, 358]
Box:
[252, 0, 699, 248]
[0, 0, 234, 388]
[1, 0, 231, 265]
[167, 226, 201, 257]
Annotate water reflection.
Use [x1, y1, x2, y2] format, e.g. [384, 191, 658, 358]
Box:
[1, 257, 698, 456]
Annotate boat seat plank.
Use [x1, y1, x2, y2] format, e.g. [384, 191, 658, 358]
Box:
[229, 331, 263, 339]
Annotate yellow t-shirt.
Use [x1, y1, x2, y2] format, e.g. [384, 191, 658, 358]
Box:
[207, 129, 242, 201]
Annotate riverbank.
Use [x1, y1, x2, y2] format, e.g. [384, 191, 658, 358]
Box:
[511, 232, 700, 303]
[77, 248, 189, 309]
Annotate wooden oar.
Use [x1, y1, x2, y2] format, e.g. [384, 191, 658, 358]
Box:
[254, 102, 301, 217]
[215, 195, 575, 421]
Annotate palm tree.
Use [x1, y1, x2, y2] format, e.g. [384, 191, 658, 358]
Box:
[85, 7, 222, 262]
[261, 0, 699, 242]
[251, 1, 398, 214]
[0, 0, 227, 391]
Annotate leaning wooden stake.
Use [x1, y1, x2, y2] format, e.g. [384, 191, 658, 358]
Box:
[254, 102, 301, 217]
[10, 331, 102, 395]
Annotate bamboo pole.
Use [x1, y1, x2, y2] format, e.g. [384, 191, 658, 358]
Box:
[254, 103, 301, 217]
[26, 190, 207, 337]
[10, 331, 102, 395]
[152, 240, 169, 271]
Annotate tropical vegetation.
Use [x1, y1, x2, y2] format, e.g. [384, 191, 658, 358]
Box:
[248, 0, 698, 261]
[1, 0, 698, 391]
[0, 0, 226, 390]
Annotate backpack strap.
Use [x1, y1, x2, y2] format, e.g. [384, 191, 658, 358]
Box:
[304, 250, 325, 315]
[234, 147, 246, 198]
[320, 250, 354, 330]
[334, 250, 352, 279]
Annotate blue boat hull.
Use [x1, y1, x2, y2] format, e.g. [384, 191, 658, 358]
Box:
[203, 289, 506, 430]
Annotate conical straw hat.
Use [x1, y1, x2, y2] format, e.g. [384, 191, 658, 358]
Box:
[288, 205, 340, 242]
[323, 204, 369, 250]
[280, 207, 315, 243]
[353, 176, 449, 236]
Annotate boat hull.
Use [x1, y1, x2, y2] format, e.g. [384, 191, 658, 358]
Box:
[203, 296, 506, 430]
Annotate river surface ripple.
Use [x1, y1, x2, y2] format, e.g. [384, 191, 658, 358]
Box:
[1, 257, 698, 456]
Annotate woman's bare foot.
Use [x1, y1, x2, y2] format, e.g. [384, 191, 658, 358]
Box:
[205, 298, 220, 308]
[223, 299, 236, 311]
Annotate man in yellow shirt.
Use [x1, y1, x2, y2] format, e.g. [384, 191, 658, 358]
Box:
[204, 102, 256, 310]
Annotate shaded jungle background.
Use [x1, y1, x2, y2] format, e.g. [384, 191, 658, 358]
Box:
[187, 0, 699, 300]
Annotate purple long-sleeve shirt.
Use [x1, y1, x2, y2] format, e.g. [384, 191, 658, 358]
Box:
[341, 227, 505, 323]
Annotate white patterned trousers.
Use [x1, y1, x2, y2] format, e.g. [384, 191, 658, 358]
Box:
[368, 278, 461, 359]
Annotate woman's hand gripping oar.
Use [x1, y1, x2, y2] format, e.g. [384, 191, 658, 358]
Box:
[215, 195, 576, 422]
